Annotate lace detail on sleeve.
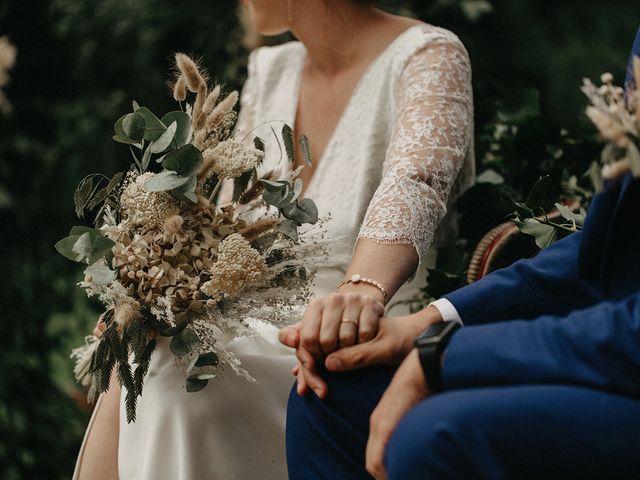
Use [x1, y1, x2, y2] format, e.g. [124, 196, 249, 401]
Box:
[358, 35, 473, 262]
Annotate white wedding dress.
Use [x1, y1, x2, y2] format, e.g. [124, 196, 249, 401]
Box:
[74, 23, 474, 480]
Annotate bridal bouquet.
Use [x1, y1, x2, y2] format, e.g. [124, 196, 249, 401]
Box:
[60, 54, 324, 422]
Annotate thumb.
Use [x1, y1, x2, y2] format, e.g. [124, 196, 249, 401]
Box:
[325, 340, 384, 372]
[278, 321, 302, 348]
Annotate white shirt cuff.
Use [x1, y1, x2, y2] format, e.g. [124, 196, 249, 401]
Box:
[428, 298, 463, 325]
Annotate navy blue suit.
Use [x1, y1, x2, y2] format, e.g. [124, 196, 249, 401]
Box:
[287, 29, 640, 480]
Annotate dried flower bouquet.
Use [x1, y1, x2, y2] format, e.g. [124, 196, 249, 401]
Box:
[61, 54, 325, 422]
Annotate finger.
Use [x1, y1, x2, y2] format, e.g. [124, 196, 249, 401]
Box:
[337, 298, 363, 348]
[337, 320, 359, 348]
[358, 302, 384, 343]
[300, 299, 324, 358]
[292, 364, 300, 376]
[296, 347, 328, 398]
[317, 294, 346, 355]
[325, 339, 383, 371]
[279, 321, 302, 348]
[296, 367, 308, 396]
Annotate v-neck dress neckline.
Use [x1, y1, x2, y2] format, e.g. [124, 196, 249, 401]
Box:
[285, 24, 425, 197]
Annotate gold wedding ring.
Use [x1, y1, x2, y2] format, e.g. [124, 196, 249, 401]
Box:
[341, 318, 359, 327]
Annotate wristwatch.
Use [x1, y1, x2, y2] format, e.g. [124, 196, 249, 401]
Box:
[414, 321, 461, 392]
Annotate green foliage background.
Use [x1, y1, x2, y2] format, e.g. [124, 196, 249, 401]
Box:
[0, 0, 636, 477]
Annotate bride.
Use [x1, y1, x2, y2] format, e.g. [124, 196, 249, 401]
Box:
[74, 0, 474, 478]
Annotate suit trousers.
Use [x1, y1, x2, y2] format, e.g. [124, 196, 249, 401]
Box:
[286, 366, 640, 479]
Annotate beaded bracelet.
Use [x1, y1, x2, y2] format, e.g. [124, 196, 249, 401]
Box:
[337, 274, 388, 305]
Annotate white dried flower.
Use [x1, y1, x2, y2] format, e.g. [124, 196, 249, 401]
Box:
[201, 233, 266, 299]
[601, 72, 614, 84]
[70, 336, 99, 387]
[120, 172, 180, 230]
[202, 140, 264, 179]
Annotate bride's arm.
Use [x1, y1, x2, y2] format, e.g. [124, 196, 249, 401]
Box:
[74, 374, 121, 480]
[282, 35, 474, 398]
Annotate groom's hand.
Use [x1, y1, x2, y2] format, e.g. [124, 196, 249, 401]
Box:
[366, 350, 430, 480]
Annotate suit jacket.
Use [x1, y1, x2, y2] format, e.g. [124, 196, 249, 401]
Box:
[441, 28, 640, 398]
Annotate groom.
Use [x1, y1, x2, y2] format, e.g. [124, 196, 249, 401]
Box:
[285, 28, 640, 480]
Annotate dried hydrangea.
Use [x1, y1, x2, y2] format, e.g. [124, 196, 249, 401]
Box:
[201, 233, 267, 299]
[201, 140, 264, 179]
[120, 172, 180, 230]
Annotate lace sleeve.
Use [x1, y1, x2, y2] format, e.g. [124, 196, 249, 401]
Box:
[358, 36, 473, 262]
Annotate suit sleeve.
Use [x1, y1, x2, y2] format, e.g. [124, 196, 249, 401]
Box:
[442, 292, 640, 398]
[443, 230, 597, 325]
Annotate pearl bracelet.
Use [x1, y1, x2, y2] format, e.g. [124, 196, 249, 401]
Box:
[337, 274, 388, 304]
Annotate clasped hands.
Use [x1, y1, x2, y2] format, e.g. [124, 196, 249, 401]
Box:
[279, 292, 443, 479]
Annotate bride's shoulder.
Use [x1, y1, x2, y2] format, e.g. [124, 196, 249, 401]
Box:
[396, 23, 468, 60]
[247, 40, 305, 82]
[390, 23, 470, 77]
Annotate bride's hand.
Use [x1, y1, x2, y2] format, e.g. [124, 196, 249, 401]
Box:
[279, 292, 385, 398]
[299, 292, 385, 357]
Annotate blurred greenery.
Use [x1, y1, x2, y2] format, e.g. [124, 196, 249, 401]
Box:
[0, 0, 636, 477]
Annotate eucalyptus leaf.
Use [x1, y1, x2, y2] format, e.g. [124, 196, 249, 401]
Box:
[161, 111, 191, 149]
[122, 112, 146, 141]
[276, 219, 299, 241]
[282, 198, 318, 225]
[160, 312, 188, 337]
[555, 203, 585, 227]
[55, 236, 85, 262]
[149, 121, 177, 154]
[162, 144, 203, 176]
[260, 179, 288, 192]
[186, 375, 209, 392]
[56, 227, 115, 264]
[170, 327, 200, 357]
[136, 107, 167, 142]
[144, 170, 192, 192]
[195, 352, 219, 368]
[141, 144, 153, 171]
[514, 202, 535, 219]
[513, 218, 558, 249]
[172, 175, 198, 203]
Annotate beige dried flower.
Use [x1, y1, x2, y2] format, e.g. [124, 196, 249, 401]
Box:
[203, 85, 221, 114]
[173, 75, 187, 102]
[238, 218, 281, 241]
[121, 172, 180, 230]
[201, 233, 266, 299]
[114, 298, 141, 327]
[164, 214, 184, 235]
[586, 106, 629, 148]
[200, 140, 264, 180]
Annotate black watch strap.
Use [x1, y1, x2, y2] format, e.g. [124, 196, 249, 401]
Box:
[414, 321, 461, 392]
